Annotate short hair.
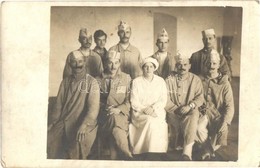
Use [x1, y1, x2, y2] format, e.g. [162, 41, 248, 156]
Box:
[94, 30, 107, 40]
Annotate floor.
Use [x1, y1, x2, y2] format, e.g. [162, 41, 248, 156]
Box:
[48, 77, 239, 161]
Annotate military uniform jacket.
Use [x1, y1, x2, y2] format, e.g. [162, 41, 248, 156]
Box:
[199, 74, 234, 125]
[165, 72, 204, 113]
[151, 51, 176, 79]
[109, 43, 142, 79]
[93, 46, 108, 66]
[190, 48, 231, 78]
[96, 70, 131, 130]
[49, 73, 100, 144]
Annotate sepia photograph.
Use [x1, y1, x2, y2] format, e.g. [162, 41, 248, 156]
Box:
[47, 6, 241, 161]
[1, 1, 260, 168]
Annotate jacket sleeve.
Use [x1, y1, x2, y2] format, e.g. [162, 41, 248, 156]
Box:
[135, 51, 143, 78]
[189, 76, 205, 108]
[81, 78, 100, 126]
[219, 55, 231, 80]
[164, 77, 179, 114]
[94, 52, 104, 77]
[62, 53, 72, 79]
[151, 79, 168, 117]
[189, 53, 198, 75]
[116, 75, 131, 116]
[130, 79, 146, 112]
[222, 83, 234, 125]
[49, 80, 65, 125]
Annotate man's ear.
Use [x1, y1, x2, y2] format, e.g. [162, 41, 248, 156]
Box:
[187, 63, 191, 70]
[156, 40, 159, 48]
[78, 37, 81, 43]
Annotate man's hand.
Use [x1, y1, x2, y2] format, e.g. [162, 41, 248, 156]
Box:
[107, 107, 121, 115]
[179, 105, 192, 115]
[77, 124, 88, 142]
[218, 122, 228, 133]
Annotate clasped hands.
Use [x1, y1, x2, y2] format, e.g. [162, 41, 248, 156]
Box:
[106, 105, 121, 116]
[142, 106, 157, 117]
[175, 105, 192, 117]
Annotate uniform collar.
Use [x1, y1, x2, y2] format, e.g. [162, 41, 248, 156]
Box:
[93, 46, 107, 54]
[175, 72, 190, 81]
[78, 48, 96, 57]
[153, 51, 169, 58]
[71, 69, 86, 82]
[117, 43, 133, 52]
[203, 73, 226, 84]
[202, 47, 213, 53]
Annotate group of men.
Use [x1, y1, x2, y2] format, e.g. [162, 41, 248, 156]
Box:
[47, 20, 234, 161]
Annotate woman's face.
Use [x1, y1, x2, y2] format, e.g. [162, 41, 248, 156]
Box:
[143, 62, 155, 77]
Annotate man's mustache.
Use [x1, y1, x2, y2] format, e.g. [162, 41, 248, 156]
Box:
[83, 42, 92, 45]
[76, 66, 83, 69]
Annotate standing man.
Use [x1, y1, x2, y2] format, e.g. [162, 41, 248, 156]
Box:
[151, 28, 175, 79]
[63, 28, 103, 79]
[93, 29, 108, 65]
[195, 49, 234, 160]
[47, 54, 100, 159]
[96, 50, 132, 159]
[190, 28, 231, 79]
[109, 21, 142, 79]
[165, 52, 204, 161]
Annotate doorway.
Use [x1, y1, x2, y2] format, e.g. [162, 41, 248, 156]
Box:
[153, 12, 177, 55]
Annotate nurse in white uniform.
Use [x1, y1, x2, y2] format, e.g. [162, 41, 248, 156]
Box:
[129, 57, 168, 160]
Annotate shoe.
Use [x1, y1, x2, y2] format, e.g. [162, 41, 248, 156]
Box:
[181, 154, 191, 161]
[201, 152, 211, 161]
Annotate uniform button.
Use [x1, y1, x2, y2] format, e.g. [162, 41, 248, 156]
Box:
[178, 94, 181, 96]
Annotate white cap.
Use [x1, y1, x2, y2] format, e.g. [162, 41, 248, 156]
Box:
[70, 50, 85, 61]
[118, 21, 130, 31]
[107, 50, 121, 60]
[175, 50, 190, 63]
[209, 49, 220, 62]
[79, 28, 92, 38]
[202, 28, 215, 37]
[157, 28, 169, 41]
[141, 57, 159, 70]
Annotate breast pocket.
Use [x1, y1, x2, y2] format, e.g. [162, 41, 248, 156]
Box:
[116, 86, 127, 94]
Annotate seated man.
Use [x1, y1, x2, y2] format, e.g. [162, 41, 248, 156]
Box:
[96, 50, 132, 160]
[47, 54, 100, 159]
[165, 52, 204, 161]
[195, 49, 234, 160]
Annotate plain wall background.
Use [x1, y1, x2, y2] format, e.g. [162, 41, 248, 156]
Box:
[49, 7, 242, 97]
